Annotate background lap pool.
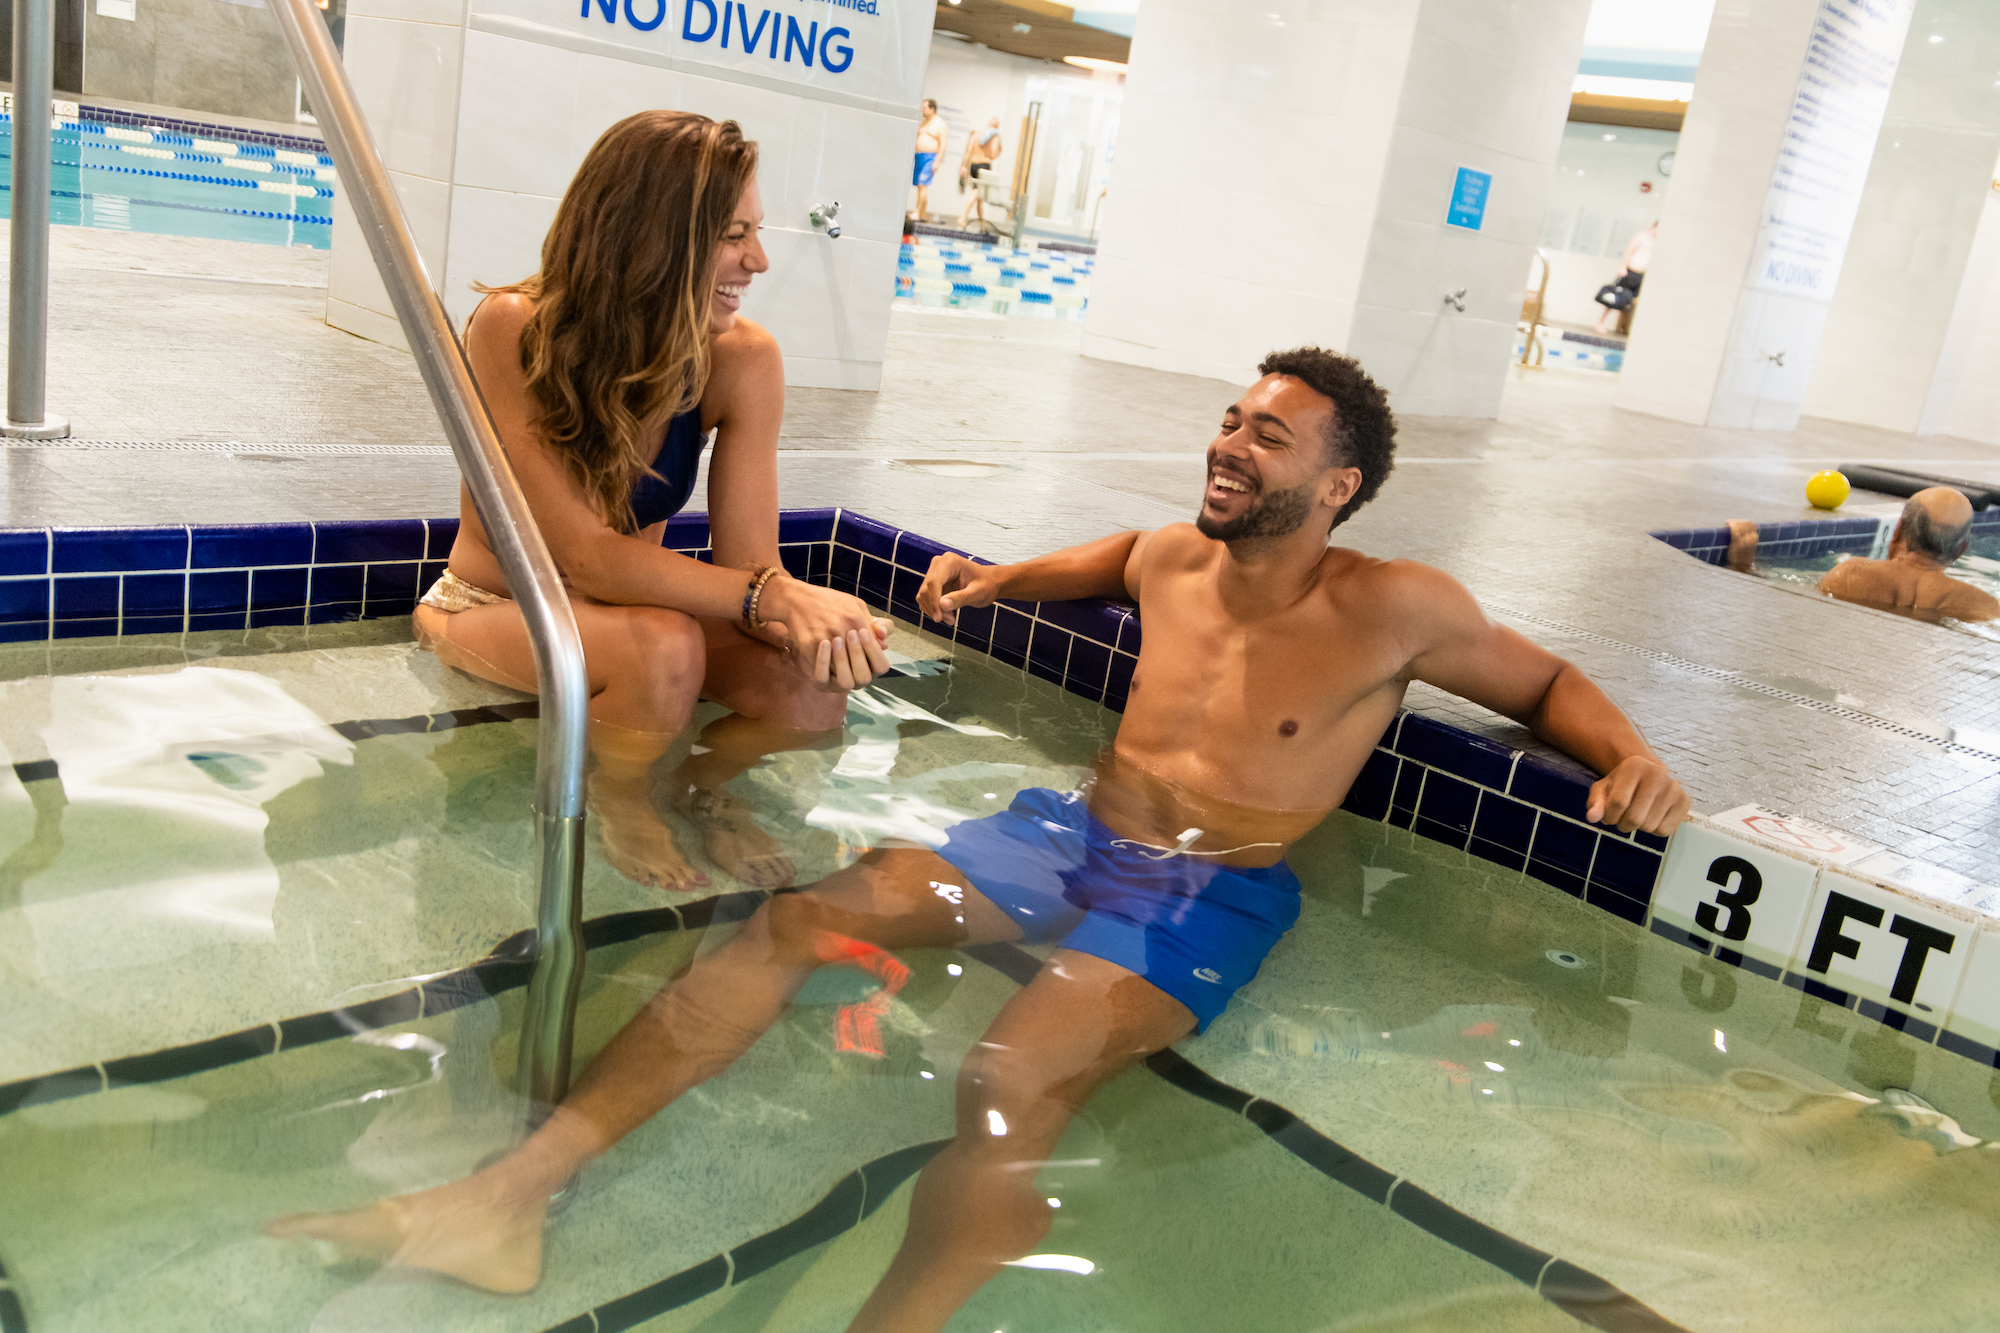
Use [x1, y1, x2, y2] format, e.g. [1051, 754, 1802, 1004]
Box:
[1, 617, 1995, 1331]
[1757, 532, 2000, 641]
[2, 113, 335, 250]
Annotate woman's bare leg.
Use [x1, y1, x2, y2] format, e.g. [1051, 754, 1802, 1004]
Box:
[266, 848, 1020, 1291]
[416, 599, 709, 890]
[663, 616, 852, 888]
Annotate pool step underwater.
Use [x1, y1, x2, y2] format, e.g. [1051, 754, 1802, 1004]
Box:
[0, 888, 1691, 1333]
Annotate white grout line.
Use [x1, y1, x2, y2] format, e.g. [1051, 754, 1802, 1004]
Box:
[1383, 1177, 1404, 1209]
[268, 1020, 284, 1055]
[1533, 1253, 1559, 1294]
[93, 1062, 108, 1093]
[721, 1247, 736, 1287]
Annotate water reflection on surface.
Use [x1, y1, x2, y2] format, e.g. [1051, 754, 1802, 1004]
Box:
[0, 646, 1996, 1331]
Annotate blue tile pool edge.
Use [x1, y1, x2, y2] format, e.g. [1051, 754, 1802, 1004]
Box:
[71, 102, 329, 157]
[1649, 508, 2000, 569]
[4, 509, 1987, 1076]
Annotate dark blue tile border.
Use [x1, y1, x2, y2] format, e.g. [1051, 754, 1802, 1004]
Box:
[0, 529, 47, 577]
[192, 523, 311, 569]
[1650, 516, 1886, 570]
[53, 525, 187, 574]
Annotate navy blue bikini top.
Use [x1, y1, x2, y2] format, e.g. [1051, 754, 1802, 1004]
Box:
[628, 404, 709, 529]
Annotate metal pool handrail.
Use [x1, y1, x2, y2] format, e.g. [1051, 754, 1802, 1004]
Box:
[5, 0, 71, 439]
[269, 0, 591, 1115]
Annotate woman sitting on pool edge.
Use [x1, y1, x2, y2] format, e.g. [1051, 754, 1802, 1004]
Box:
[416, 110, 893, 891]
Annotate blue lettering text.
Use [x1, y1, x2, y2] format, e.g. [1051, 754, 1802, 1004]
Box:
[582, 0, 615, 21]
[820, 24, 852, 71]
[682, 0, 717, 41]
[624, 0, 664, 29]
[735, 3, 770, 51]
[784, 14, 816, 64]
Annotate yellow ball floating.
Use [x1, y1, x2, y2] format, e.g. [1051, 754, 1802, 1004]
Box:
[1805, 469, 1850, 511]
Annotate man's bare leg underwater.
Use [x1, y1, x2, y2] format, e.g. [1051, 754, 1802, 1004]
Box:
[271, 347, 1690, 1333]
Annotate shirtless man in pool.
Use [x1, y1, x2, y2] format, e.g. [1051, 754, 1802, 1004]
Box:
[272, 346, 1690, 1331]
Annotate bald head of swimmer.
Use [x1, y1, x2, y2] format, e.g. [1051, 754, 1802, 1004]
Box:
[1890, 487, 1975, 569]
[1198, 347, 1397, 545]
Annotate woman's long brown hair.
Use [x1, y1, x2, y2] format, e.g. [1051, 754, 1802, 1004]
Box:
[479, 112, 758, 532]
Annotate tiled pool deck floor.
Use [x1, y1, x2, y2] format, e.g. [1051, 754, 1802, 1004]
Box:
[5, 227, 1998, 885]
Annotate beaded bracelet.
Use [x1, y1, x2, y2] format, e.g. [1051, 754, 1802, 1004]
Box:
[740, 564, 781, 631]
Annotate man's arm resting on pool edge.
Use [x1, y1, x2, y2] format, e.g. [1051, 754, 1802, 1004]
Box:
[1397, 566, 1690, 836]
[916, 530, 1149, 625]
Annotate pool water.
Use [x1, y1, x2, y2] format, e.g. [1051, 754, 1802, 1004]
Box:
[3, 114, 335, 250]
[1757, 532, 2000, 642]
[897, 238, 1092, 319]
[1, 618, 1997, 1332]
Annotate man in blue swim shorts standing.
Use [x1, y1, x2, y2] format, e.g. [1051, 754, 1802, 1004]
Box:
[273, 347, 1693, 1327]
[912, 98, 946, 222]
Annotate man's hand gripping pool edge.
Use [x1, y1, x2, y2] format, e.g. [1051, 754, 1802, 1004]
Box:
[1588, 754, 1690, 837]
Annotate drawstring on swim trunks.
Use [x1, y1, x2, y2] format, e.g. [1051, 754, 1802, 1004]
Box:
[1107, 827, 1284, 860]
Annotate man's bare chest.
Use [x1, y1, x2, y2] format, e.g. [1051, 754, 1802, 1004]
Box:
[1130, 600, 1401, 729]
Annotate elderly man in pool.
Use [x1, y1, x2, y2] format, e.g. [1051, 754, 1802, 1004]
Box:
[272, 346, 1690, 1329]
[1817, 486, 1999, 623]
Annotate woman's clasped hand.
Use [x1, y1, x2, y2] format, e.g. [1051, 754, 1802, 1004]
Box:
[758, 574, 895, 691]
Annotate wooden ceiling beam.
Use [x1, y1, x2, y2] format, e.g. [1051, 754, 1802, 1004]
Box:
[931, 0, 1131, 66]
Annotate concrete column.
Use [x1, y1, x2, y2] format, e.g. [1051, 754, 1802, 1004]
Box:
[1079, 0, 1590, 417]
[329, 0, 935, 390]
[1802, 0, 2000, 434]
[1915, 175, 2000, 442]
[1617, 0, 1918, 430]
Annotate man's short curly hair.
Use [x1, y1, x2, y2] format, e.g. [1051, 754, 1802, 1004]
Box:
[1257, 347, 1396, 528]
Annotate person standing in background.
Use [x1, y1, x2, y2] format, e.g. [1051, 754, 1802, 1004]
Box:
[955, 116, 1004, 230]
[1593, 220, 1656, 335]
[912, 99, 948, 223]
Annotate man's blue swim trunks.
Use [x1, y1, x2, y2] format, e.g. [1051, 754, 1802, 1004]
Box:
[913, 151, 940, 187]
[934, 787, 1301, 1031]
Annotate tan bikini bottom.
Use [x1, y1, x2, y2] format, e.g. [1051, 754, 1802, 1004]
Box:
[418, 568, 508, 614]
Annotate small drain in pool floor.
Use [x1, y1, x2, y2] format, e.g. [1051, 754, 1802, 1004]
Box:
[1546, 949, 1588, 969]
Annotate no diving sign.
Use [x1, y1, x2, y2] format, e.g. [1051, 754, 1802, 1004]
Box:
[1706, 804, 1882, 868]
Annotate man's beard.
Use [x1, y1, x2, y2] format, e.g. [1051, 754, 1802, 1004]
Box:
[1196, 480, 1315, 542]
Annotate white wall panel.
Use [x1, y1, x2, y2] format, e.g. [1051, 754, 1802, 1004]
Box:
[440, 184, 563, 328]
[1085, 0, 1586, 418]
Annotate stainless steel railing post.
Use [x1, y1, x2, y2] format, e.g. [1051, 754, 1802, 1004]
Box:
[269, 0, 592, 1114]
[4, 0, 71, 440]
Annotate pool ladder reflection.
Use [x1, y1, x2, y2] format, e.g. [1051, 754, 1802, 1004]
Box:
[270, 0, 591, 1118]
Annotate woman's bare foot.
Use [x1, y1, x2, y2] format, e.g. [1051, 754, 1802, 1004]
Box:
[675, 785, 796, 889]
[264, 1174, 551, 1294]
[592, 776, 707, 891]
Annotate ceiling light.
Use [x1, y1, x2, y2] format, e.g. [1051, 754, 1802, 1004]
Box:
[1012, 20, 1031, 32]
[1063, 55, 1129, 73]
[1603, 132, 1616, 140]
[1929, 33, 1944, 42]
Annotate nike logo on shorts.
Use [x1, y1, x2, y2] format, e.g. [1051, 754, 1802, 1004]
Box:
[1192, 967, 1222, 984]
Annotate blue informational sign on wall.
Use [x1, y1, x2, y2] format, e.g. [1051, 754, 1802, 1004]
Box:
[1446, 166, 1491, 231]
